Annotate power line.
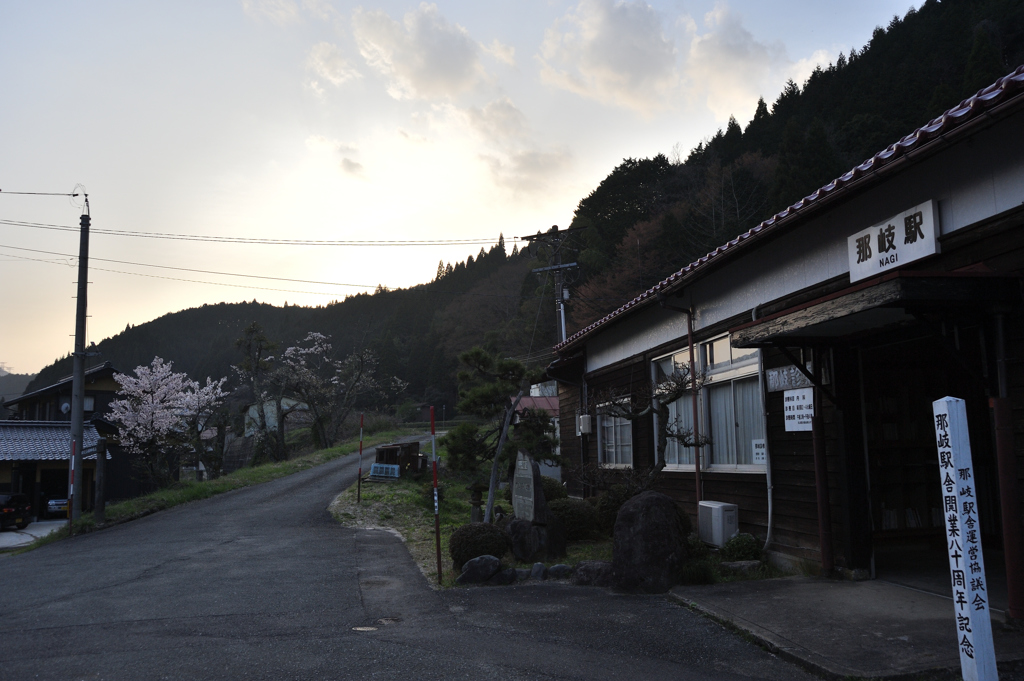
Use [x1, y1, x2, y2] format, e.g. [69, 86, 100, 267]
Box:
[0, 246, 541, 300]
[0, 251, 350, 297]
[0, 190, 80, 196]
[0, 218, 513, 247]
[0, 243, 377, 288]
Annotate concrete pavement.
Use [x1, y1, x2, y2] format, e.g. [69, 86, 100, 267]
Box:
[0, 519, 64, 551]
[670, 576, 1024, 679]
[0, 447, 812, 681]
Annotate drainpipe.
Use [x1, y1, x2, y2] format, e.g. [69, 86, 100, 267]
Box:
[658, 296, 702, 502]
[992, 313, 1023, 622]
[812, 351, 835, 576]
[758, 334, 774, 553]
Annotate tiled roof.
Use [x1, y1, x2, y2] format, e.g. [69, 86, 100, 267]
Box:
[556, 65, 1024, 353]
[519, 395, 559, 416]
[0, 421, 105, 461]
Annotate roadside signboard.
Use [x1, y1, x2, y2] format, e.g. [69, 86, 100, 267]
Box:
[933, 396, 997, 681]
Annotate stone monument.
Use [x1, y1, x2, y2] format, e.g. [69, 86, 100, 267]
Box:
[508, 450, 566, 562]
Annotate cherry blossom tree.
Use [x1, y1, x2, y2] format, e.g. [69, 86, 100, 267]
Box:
[179, 376, 229, 477]
[109, 357, 228, 486]
[109, 357, 190, 486]
[281, 332, 406, 449]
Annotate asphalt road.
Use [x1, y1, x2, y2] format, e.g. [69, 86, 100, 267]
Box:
[0, 450, 817, 681]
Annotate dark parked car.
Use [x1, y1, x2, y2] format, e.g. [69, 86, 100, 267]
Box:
[0, 494, 32, 530]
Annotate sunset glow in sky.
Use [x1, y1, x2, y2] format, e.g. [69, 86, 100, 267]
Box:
[1, 0, 912, 374]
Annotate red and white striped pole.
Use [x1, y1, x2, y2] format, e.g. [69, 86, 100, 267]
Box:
[357, 413, 364, 504]
[432, 406, 442, 584]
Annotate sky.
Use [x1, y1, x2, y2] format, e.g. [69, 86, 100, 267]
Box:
[0, 0, 913, 375]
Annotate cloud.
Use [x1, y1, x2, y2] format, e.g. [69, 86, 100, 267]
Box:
[306, 134, 365, 176]
[538, 0, 678, 115]
[305, 134, 343, 152]
[307, 42, 361, 87]
[465, 97, 528, 143]
[483, 39, 515, 67]
[686, 6, 832, 122]
[481, 149, 573, 194]
[341, 158, 364, 175]
[301, 0, 336, 22]
[449, 98, 571, 193]
[241, 0, 301, 25]
[352, 3, 485, 100]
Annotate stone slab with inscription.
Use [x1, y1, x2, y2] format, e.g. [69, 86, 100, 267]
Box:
[512, 450, 548, 523]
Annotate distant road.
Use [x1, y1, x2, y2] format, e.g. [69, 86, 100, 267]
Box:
[0, 449, 813, 681]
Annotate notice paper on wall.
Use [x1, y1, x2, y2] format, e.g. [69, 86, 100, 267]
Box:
[783, 388, 814, 432]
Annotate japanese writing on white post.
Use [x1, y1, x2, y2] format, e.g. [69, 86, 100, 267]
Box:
[933, 396, 997, 681]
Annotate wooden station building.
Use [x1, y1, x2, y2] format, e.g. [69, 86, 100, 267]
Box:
[549, 67, 1024, 620]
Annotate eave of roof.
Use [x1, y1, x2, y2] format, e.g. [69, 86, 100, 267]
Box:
[3, 361, 117, 408]
[556, 65, 1024, 354]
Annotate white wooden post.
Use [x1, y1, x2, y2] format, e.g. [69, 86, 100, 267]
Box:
[933, 397, 998, 681]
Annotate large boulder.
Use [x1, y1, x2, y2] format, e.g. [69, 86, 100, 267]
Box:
[612, 491, 690, 593]
[570, 560, 614, 587]
[456, 555, 502, 585]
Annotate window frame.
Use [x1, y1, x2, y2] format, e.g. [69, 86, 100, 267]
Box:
[651, 348, 698, 470]
[596, 406, 633, 469]
[652, 334, 767, 474]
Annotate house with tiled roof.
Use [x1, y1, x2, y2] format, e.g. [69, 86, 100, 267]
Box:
[550, 67, 1024, 621]
[0, 421, 111, 518]
[3, 362, 120, 422]
[1, 361, 147, 517]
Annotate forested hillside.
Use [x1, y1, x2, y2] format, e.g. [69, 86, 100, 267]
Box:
[25, 239, 558, 414]
[22, 0, 1024, 414]
[568, 0, 1024, 326]
[1, 372, 35, 416]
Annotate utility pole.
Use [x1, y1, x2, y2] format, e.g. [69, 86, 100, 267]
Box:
[520, 225, 585, 344]
[94, 437, 106, 524]
[69, 203, 90, 522]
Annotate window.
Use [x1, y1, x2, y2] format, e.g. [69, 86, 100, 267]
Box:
[654, 351, 696, 466]
[652, 335, 766, 471]
[702, 335, 765, 469]
[707, 376, 764, 466]
[597, 411, 632, 467]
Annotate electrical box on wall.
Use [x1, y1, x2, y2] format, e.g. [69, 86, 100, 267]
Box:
[576, 414, 592, 436]
[698, 500, 738, 547]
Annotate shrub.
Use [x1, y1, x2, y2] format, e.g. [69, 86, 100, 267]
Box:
[595, 485, 631, 535]
[449, 522, 511, 571]
[687, 532, 711, 559]
[679, 559, 717, 585]
[548, 498, 599, 540]
[720, 532, 762, 562]
[541, 475, 567, 501]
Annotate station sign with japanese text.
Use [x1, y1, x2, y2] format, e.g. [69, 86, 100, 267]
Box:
[847, 200, 938, 283]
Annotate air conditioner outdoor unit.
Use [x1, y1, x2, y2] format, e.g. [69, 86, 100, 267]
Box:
[576, 414, 592, 436]
[699, 500, 738, 547]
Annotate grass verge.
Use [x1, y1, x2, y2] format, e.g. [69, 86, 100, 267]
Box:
[11, 428, 420, 555]
[330, 466, 615, 588]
